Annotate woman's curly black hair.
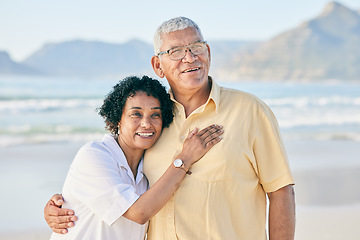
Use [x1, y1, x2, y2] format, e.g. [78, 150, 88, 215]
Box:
[98, 75, 174, 135]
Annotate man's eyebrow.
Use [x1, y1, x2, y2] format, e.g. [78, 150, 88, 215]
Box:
[152, 107, 161, 110]
[169, 40, 203, 50]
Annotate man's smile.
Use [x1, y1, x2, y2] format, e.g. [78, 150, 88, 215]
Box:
[182, 67, 200, 73]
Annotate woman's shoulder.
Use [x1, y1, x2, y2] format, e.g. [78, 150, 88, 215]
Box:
[72, 134, 123, 168]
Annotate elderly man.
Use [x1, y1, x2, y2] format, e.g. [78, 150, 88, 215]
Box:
[45, 17, 295, 240]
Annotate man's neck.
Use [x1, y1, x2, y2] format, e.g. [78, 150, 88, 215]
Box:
[172, 80, 212, 118]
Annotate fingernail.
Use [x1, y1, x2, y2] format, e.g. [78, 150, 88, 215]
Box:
[61, 230, 67, 234]
[68, 211, 74, 215]
[68, 222, 74, 227]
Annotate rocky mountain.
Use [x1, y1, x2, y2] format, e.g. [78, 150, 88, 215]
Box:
[19, 38, 260, 79]
[212, 1, 360, 81]
[1, 1, 359, 82]
[0, 51, 41, 75]
[22, 39, 155, 78]
[208, 40, 261, 74]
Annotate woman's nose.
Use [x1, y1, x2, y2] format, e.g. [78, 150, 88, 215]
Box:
[140, 117, 151, 128]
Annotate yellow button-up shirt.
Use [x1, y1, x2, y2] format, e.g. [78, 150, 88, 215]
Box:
[144, 78, 294, 240]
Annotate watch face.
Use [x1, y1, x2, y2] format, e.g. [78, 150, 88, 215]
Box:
[174, 159, 183, 167]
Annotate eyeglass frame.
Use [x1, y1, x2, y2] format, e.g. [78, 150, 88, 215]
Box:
[157, 40, 208, 60]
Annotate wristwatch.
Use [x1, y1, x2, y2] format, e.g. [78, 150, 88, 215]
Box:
[173, 159, 192, 175]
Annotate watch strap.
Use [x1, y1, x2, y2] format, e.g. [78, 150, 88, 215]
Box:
[181, 165, 192, 175]
[174, 159, 192, 175]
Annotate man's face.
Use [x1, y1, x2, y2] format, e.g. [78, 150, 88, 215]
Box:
[157, 27, 211, 93]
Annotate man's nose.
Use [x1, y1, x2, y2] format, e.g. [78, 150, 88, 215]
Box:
[182, 49, 197, 62]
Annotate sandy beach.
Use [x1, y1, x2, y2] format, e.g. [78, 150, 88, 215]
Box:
[2, 204, 359, 240]
[0, 230, 52, 240]
[1, 139, 359, 240]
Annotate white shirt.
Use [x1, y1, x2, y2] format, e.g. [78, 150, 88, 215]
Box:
[51, 134, 149, 240]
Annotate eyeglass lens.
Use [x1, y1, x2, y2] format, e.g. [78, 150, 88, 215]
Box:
[169, 42, 207, 60]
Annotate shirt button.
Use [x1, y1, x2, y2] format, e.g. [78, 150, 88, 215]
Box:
[168, 214, 172, 218]
[180, 136, 185, 140]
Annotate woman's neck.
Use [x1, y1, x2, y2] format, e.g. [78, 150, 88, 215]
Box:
[115, 136, 144, 179]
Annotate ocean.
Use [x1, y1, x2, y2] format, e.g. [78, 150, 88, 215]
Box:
[1, 75, 360, 147]
[1, 75, 360, 235]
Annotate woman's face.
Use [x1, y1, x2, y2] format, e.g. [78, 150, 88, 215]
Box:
[117, 91, 163, 152]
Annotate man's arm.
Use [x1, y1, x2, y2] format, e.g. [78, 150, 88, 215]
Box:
[267, 184, 296, 240]
[44, 194, 78, 234]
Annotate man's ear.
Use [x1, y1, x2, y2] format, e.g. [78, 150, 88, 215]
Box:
[151, 56, 165, 78]
[206, 43, 211, 64]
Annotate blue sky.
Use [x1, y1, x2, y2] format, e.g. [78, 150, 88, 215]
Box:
[1, 0, 359, 61]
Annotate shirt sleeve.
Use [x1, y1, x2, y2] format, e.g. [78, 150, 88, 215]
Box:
[66, 144, 140, 226]
[253, 103, 295, 192]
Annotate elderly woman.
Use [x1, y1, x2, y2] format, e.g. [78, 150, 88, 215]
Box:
[49, 75, 223, 240]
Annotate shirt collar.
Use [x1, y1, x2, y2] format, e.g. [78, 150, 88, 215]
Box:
[169, 76, 220, 114]
[104, 134, 145, 184]
[136, 157, 145, 182]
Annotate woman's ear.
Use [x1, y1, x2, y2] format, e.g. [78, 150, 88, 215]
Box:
[117, 123, 121, 135]
[151, 56, 165, 78]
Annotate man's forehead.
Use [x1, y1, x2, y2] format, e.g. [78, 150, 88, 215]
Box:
[161, 29, 203, 48]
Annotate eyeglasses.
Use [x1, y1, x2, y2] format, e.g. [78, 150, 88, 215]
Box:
[157, 41, 207, 61]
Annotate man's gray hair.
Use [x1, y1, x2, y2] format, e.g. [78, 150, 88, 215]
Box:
[153, 16, 204, 55]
